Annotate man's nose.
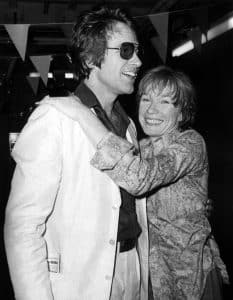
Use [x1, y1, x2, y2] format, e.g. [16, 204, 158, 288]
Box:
[131, 52, 142, 67]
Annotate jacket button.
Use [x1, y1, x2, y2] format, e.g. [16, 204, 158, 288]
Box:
[105, 275, 111, 280]
[109, 239, 115, 245]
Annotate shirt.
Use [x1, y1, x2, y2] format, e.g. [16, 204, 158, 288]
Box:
[74, 81, 141, 241]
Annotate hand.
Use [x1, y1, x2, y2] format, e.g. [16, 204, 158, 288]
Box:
[39, 94, 109, 147]
[39, 94, 91, 122]
[205, 198, 213, 218]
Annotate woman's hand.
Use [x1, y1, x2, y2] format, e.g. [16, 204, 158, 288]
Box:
[39, 95, 109, 148]
[39, 94, 88, 122]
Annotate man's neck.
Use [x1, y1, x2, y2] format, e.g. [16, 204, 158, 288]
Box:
[84, 78, 116, 118]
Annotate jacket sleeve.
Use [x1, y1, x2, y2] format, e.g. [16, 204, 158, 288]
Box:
[91, 131, 207, 196]
[4, 103, 62, 300]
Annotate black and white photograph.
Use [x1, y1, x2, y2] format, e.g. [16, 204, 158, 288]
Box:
[0, 0, 232, 299]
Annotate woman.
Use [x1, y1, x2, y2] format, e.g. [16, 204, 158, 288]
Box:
[45, 66, 229, 299]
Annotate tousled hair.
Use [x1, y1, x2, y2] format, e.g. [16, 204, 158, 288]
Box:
[71, 6, 135, 80]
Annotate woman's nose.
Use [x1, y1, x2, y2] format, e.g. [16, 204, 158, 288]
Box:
[148, 102, 159, 113]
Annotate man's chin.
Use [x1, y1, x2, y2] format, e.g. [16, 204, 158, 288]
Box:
[123, 85, 134, 95]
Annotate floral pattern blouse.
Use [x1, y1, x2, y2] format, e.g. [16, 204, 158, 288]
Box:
[91, 129, 229, 300]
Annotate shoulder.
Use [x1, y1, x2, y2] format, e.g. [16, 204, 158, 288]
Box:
[12, 97, 65, 159]
[174, 129, 207, 161]
[176, 129, 206, 147]
[18, 95, 73, 141]
[30, 96, 65, 119]
[32, 95, 79, 122]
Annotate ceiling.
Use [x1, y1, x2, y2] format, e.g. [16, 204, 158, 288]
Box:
[0, 0, 232, 76]
[0, 0, 232, 115]
[0, 0, 232, 16]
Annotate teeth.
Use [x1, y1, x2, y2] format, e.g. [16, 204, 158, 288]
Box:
[146, 119, 163, 125]
[123, 71, 137, 78]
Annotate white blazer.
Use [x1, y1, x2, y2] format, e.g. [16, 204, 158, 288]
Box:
[4, 97, 148, 300]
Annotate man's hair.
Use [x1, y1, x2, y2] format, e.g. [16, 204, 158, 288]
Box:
[137, 66, 197, 130]
[71, 6, 135, 80]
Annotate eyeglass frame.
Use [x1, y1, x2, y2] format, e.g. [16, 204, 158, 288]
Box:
[106, 42, 143, 60]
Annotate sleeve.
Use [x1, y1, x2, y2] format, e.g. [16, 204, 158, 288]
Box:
[91, 131, 207, 196]
[4, 104, 62, 300]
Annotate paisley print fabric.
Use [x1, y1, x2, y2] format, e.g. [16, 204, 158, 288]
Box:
[91, 129, 229, 299]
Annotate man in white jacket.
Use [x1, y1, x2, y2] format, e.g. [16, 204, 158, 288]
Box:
[4, 6, 148, 300]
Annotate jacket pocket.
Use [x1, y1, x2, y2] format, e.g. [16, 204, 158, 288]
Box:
[47, 255, 60, 273]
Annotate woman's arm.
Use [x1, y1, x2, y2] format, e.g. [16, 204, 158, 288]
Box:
[91, 130, 208, 196]
[41, 95, 109, 148]
[40, 97, 207, 197]
[40, 96, 136, 168]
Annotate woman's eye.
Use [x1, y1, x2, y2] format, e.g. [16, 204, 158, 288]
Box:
[161, 99, 170, 104]
[141, 97, 150, 103]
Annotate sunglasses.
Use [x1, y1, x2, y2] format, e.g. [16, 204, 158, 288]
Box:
[107, 42, 143, 60]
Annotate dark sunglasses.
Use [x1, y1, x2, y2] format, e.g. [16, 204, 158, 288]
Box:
[107, 42, 143, 60]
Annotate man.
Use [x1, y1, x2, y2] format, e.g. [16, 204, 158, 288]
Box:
[4, 6, 148, 300]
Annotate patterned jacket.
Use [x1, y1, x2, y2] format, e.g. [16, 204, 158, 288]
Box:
[91, 129, 229, 299]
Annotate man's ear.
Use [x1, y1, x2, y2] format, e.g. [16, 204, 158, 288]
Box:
[87, 60, 100, 71]
[178, 111, 183, 122]
[86, 60, 94, 68]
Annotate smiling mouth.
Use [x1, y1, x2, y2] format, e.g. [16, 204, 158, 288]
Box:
[122, 70, 138, 79]
[145, 118, 163, 125]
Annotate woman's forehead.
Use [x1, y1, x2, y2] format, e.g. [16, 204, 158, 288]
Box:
[144, 83, 175, 96]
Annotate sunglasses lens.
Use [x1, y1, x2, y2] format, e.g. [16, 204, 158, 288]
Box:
[120, 43, 135, 60]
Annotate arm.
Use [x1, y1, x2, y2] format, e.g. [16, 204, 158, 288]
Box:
[4, 104, 62, 300]
[40, 95, 109, 147]
[39, 96, 136, 165]
[40, 97, 206, 197]
[91, 130, 207, 196]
